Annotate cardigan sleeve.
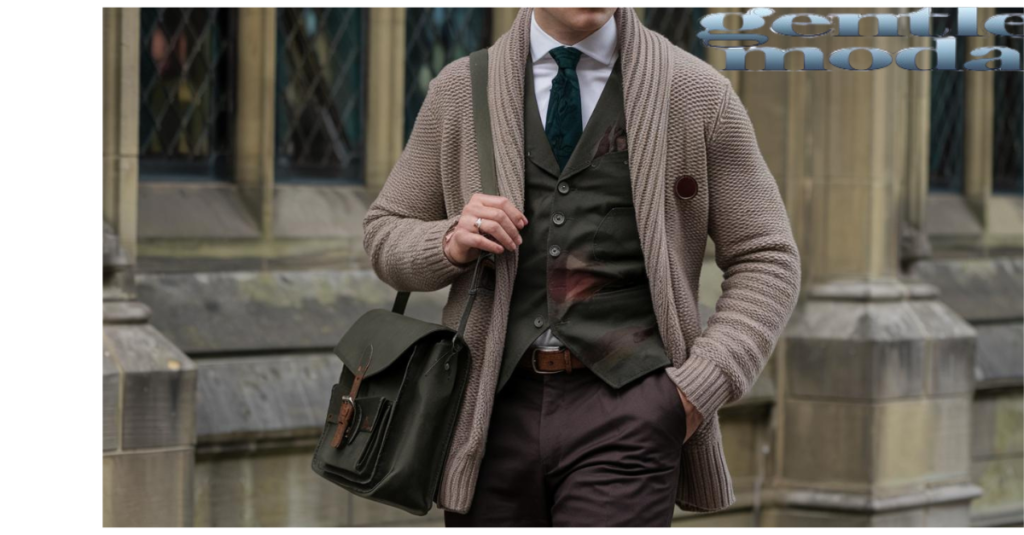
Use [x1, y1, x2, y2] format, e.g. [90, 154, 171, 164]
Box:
[362, 78, 474, 292]
[668, 81, 802, 425]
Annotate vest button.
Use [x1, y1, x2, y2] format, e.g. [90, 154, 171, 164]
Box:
[557, 182, 570, 194]
[533, 317, 544, 328]
[549, 245, 561, 257]
[552, 212, 565, 226]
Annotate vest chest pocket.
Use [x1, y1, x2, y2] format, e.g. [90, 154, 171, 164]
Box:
[591, 148, 629, 168]
[592, 206, 643, 264]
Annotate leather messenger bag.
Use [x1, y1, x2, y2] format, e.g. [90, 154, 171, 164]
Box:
[310, 48, 497, 516]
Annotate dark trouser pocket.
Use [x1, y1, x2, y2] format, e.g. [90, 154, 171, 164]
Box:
[652, 369, 688, 446]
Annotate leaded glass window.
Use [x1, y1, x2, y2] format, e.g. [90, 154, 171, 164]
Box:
[139, 8, 236, 181]
[992, 8, 1023, 194]
[929, 8, 967, 192]
[276, 8, 367, 183]
[644, 8, 707, 59]
[405, 8, 491, 142]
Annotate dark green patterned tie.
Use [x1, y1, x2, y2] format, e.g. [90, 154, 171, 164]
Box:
[545, 46, 583, 171]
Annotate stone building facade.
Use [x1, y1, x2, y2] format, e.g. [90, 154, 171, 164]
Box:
[102, 7, 1023, 527]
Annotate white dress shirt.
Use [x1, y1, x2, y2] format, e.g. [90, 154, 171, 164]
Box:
[530, 12, 619, 130]
[528, 12, 619, 350]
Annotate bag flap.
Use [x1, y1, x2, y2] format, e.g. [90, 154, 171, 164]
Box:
[333, 308, 453, 379]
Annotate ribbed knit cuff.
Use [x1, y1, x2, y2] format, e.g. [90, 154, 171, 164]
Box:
[408, 213, 475, 289]
[435, 450, 482, 514]
[677, 436, 736, 512]
[665, 352, 734, 427]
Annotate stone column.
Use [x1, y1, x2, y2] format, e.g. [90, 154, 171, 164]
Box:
[365, 8, 406, 192]
[756, 8, 983, 526]
[103, 8, 198, 526]
[234, 8, 277, 236]
[103, 7, 139, 265]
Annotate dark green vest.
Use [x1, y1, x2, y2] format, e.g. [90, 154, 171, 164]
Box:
[497, 58, 671, 394]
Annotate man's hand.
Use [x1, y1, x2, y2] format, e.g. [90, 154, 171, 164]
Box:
[444, 193, 528, 265]
[675, 386, 703, 444]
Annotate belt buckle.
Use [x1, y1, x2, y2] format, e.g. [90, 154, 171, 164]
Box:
[531, 345, 567, 374]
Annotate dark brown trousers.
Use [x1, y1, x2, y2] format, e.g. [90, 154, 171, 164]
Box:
[443, 359, 687, 527]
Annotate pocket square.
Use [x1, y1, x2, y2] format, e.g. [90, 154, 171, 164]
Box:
[593, 117, 628, 160]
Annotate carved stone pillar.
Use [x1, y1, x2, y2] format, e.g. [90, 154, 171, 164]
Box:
[755, 8, 983, 526]
[103, 8, 197, 526]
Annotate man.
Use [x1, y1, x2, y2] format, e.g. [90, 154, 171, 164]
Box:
[363, 7, 801, 527]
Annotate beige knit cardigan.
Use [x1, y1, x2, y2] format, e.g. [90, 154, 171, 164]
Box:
[363, 8, 801, 515]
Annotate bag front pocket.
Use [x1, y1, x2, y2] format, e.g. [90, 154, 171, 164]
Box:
[316, 385, 394, 483]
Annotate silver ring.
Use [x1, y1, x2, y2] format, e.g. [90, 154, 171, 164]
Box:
[474, 217, 483, 230]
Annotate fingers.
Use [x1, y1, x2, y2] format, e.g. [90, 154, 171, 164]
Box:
[478, 219, 518, 251]
[455, 212, 513, 253]
[455, 194, 528, 259]
[472, 193, 528, 228]
[465, 205, 523, 248]
[452, 228, 505, 255]
[467, 207, 521, 249]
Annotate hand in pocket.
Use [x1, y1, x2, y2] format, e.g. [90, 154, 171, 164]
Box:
[673, 385, 703, 444]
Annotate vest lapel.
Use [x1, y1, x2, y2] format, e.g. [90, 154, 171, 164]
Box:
[524, 59, 562, 178]
[560, 59, 624, 181]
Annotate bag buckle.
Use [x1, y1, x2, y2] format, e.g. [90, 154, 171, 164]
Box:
[339, 396, 355, 418]
[332, 348, 373, 449]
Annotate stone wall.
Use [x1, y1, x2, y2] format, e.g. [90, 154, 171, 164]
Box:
[912, 256, 1024, 526]
[133, 260, 779, 527]
[127, 248, 1024, 528]
[137, 269, 452, 526]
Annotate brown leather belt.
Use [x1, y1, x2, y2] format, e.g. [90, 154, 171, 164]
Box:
[518, 346, 587, 374]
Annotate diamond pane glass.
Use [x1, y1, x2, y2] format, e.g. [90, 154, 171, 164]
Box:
[139, 8, 235, 181]
[929, 8, 966, 192]
[993, 8, 1023, 194]
[405, 8, 491, 142]
[276, 8, 367, 182]
[644, 8, 707, 59]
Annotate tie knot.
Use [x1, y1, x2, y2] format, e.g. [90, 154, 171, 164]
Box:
[549, 46, 582, 70]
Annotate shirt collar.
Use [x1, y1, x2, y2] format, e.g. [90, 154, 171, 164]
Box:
[530, 11, 618, 67]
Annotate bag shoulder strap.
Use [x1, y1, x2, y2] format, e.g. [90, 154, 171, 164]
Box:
[392, 47, 496, 317]
[469, 48, 498, 198]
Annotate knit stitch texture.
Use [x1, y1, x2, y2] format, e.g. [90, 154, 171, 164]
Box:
[362, 7, 802, 515]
